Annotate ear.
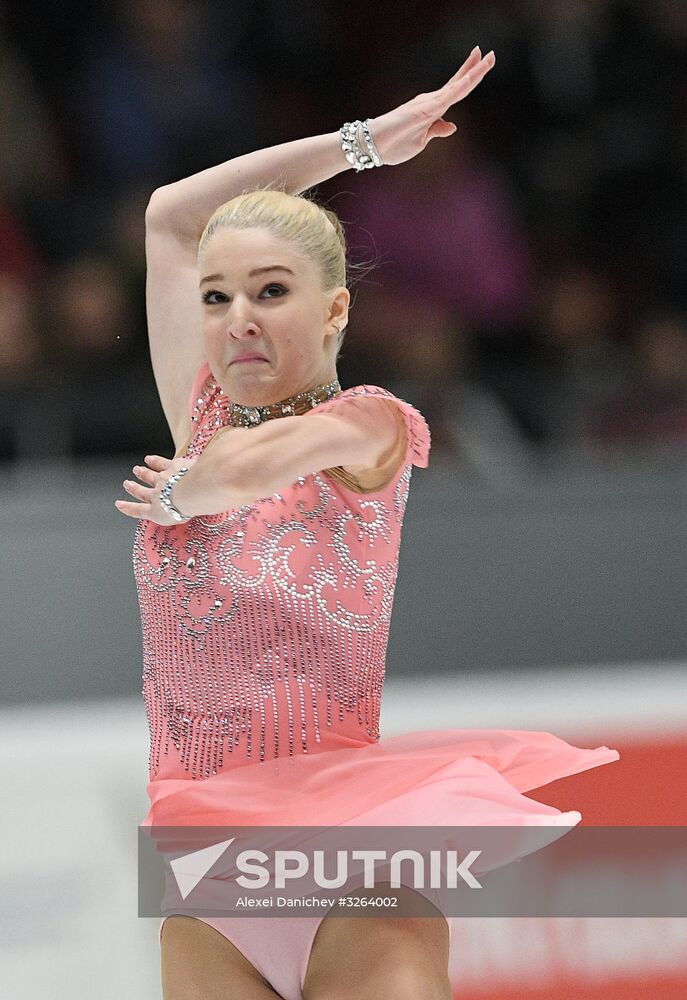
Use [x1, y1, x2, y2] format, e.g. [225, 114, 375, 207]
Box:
[326, 285, 350, 331]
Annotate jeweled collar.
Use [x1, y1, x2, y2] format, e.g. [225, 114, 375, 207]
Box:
[226, 378, 341, 427]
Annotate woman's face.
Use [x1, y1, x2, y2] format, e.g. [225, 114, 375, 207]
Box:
[198, 226, 349, 405]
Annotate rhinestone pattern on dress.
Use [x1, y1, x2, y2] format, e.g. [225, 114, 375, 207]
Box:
[132, 365, 431, 780]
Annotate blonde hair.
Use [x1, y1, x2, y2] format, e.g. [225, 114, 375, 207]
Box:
[197, 184, 374, 358]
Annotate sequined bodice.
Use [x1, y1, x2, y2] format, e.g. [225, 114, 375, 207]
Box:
[132, 363, 431, 781]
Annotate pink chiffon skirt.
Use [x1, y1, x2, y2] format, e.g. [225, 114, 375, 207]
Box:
[143, 725, 619, 835]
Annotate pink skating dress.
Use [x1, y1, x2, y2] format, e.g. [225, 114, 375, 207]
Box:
[133, 360, 620, 1000]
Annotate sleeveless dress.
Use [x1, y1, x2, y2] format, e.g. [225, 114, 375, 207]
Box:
[132, 360, 620, 998]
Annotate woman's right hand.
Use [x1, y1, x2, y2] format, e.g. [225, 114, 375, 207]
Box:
[364, 46, 495, 166]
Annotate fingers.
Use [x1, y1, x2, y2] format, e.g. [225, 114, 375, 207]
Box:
[131, 454, 169, 485]
[144, 454, 170, 470]
[114, 498, 151, 518]
[133, 463, 155, 484]
[436, 49, 495, 105]
[450, 49, 495, 90]
[449, 45, 482, 84]
[114, 455, 167, 516]
[122, 478, 148, 498]
[118, 479, 155, 517]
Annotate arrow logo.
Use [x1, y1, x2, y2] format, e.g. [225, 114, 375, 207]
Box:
[169, 838, 236, 900]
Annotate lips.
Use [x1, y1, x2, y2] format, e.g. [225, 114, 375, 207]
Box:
[231, 353, 268, 364]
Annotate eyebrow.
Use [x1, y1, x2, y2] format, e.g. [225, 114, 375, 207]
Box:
[200, 265, 296, 286]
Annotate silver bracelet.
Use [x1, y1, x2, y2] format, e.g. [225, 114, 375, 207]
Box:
[159, 467, 192, 522]
[339, 119, 384, 172]
[359, 119, 383, 167]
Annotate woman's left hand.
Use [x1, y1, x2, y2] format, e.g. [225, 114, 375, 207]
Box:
[365, 45, 495, 165]
[114, 454, 199, 524]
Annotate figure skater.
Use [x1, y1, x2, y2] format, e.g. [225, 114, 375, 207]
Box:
[115, 45, 619, 1000]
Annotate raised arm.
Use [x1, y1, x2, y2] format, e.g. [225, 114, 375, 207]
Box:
[143, 130, 355, 454]
[146, 131, 352, 245]
[144, 45, 494, 243]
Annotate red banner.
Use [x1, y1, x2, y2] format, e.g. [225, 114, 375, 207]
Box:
[449, 734, 687, 998]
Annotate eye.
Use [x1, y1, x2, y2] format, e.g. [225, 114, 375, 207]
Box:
[201, 283, 287, 304]
[201, 289, 227, 304]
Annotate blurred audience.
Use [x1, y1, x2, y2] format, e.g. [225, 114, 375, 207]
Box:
[74, 0, 264, 193]
[0, 18, 67, 203]
[586, 310, 687, 450]
[0, 274, 42, 384]
[527, 263, 629, 447]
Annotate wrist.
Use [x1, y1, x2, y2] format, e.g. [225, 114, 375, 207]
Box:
[159, 467, 193, 522]
[339, 120, 384, 173]
[169, 444, 240, 518]
[166, 465, 201, 520]
[284, 130, 356, 196]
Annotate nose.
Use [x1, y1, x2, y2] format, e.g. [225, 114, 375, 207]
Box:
[227, 321, 261, 340]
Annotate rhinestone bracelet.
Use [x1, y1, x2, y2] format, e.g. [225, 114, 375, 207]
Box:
[359, 119, 383, 167]
[339, 119, 384, 172]
[159, 467, 192, 523]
